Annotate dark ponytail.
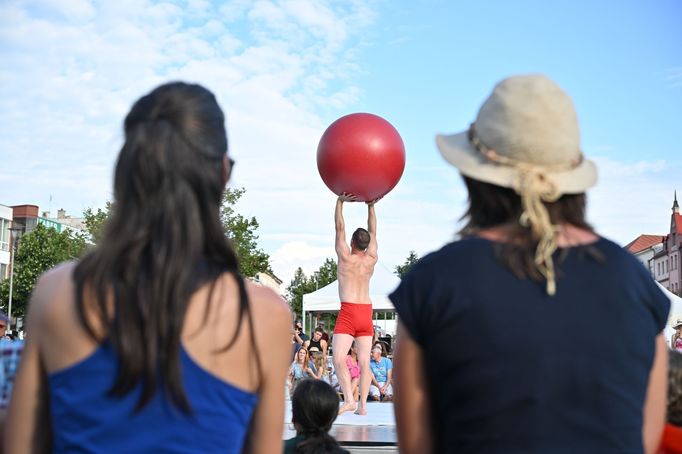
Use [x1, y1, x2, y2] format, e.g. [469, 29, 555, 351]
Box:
[291, 380, 349, 454]
[72, 82, 249, 412]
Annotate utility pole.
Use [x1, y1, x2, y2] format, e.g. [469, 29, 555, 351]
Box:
[8, 226, 23, 328]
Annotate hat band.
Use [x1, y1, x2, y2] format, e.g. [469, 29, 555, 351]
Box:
[467, 124, 584, 172]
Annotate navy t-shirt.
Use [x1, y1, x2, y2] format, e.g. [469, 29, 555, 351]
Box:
[389, 237, 670, 453]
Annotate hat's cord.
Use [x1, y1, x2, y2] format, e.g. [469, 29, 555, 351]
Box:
[468, 124, 583, 296]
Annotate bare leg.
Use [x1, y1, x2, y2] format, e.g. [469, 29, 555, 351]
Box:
[355, 335, 373, 415]
[332, 333, 356, 415]
[351, 377, 359, 401]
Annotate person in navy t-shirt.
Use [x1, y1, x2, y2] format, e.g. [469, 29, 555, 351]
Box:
[390, 75, 670, 454]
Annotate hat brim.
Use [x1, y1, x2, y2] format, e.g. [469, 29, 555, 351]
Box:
[436, 131, 598, 194]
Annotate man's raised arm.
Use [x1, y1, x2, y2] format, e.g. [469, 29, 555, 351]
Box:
[335, 196, 350, 256]
[366, 200, 378, 258]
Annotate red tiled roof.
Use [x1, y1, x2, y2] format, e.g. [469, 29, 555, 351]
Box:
[675, 213, 682, 235]
[625, 234, 665, 253]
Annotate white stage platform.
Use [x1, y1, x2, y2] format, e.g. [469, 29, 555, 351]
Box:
[283, 401, 397, 446]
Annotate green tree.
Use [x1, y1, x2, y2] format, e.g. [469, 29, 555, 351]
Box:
[221, 187, 272, 277]
[0, 224, 86, 317]
[81, 188, 273, 278]
[286, 267, 312, 320]
[395, 250, 419, 278]
[83, 202, 113, 244]
[286, 258, 337, 321]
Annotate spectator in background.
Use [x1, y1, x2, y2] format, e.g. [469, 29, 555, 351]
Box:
[659, 350, 682, 453]
[369, 346, 393, 402]
[284, 379, 349, 454]
[372, 326, 381, 347]
[671, 320, 682, 352]
[304, 326, 328, 357]
[345, 343, 360, 402]
[318, 324, 330, 344]
[373, 340, 389, 358]
[0, 312, 10, 341]
[0, 337, 24, 447]
[289, 347, 315, 395]
[293, 320, 308, 358]
[310, 352, 331, 385]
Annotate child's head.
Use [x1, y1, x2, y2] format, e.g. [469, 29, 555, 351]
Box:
[291, 379, 348, 454]
[312, 352, 328, 378]
[669, 350, 682, 426]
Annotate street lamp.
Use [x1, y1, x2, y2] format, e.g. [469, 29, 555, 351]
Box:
[8, 226, 23, 329]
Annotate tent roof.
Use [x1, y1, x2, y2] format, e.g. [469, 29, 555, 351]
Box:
[658, 282, 682, 343]
[302, 264, 400, 312]
[661, 282, 682, 323]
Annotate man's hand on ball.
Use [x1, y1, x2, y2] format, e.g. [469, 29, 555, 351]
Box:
[339, 193, 358, 202]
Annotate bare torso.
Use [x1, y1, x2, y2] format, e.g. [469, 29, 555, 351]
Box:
[337, 252, 377, 304]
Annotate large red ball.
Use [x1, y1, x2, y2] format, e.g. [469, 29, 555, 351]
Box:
[317, 113, 405, 202]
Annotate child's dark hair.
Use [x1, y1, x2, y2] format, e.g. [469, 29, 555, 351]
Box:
[291, 379, 349, 454]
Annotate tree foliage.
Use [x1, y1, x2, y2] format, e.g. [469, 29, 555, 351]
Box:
[286, 258, 337, 319]
[395, 250, 419, 278]
[82, 188, 273, 278]
[221, 187, 272, 277]
[83, 202, 113, 244]
[0, 224, 86, 317]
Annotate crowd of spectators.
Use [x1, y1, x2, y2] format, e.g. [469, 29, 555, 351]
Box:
[289, 322, 394, 403]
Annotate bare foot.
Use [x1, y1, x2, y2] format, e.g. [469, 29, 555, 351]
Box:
[354, 406, 367, 416]
[338, 401, 357, 415]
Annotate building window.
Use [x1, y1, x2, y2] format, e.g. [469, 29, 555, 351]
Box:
[0, 218, 9, 252]
[0, 263, 6, 280]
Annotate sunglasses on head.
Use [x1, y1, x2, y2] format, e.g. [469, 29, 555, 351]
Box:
[226, 157, 235, 180]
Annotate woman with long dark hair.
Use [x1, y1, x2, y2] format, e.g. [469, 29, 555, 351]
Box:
[5, 82, 292, 453]
[391, 75, 670, 453]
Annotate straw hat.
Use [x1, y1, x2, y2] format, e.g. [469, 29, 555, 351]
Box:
[436, 74, 597, 193]
[436, 74, 598, 296]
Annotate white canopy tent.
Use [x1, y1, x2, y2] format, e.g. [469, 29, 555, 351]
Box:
[659, 282, 682, 343]
[302, 264, 401, 335]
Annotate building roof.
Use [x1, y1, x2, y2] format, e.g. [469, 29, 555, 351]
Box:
[674, 213, 682, 235]
[625, 234, 665, 254]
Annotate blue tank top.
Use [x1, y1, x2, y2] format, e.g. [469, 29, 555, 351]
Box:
[49, 343, 258, 453]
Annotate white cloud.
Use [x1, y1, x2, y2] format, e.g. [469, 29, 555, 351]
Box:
[4, 0, 677, 292]
[588, 156, 680, 245]
[0, 0, 381, 282]
[271, 240, 336, 284]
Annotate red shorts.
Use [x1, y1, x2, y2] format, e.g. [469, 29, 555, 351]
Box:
[334, 302, 373, 337]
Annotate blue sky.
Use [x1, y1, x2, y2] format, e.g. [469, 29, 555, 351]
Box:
[1, 0, 681, 285]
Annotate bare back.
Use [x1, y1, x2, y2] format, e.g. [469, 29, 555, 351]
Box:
[6, 262, 292, 453]
[334, 197, 379, 305]
[337, 251, 377, 304]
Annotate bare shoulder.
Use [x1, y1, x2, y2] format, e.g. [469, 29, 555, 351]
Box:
[245, 281, 291, 329]
[28, 262, 77, 321]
